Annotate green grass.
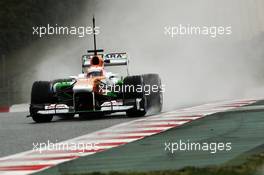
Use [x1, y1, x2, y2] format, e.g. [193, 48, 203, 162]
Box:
[66, 153, 264, 175]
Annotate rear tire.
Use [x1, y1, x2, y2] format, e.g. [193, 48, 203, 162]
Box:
[124, 74, 162, 117]
[124, 75, 146, 117]
[30, 81, 55, 123]
[142, 74, 163, 115]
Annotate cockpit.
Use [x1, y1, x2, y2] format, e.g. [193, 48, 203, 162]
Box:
[87, 68, 103, 78]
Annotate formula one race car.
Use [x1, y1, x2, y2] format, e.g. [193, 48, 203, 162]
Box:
[29, 17, 163, 123]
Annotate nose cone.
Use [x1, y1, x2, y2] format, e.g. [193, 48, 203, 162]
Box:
[73, 79, 94, 93]
[73, 84, 93, 93]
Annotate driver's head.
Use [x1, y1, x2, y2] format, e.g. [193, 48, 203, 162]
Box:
[90, 55, 104, 67]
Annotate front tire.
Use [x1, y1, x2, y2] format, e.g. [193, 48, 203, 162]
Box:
[32, 114, 53, 123]
[30, 81, 55, 123]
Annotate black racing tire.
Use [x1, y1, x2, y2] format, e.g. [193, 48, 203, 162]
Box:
[142, 74, 163, 115]
[124, 74, 163, 117]
[32, 114, 53, 123]
[30, 81, 55, 123]
[31, 81, 55, 104]
[124, 75, 147, 117]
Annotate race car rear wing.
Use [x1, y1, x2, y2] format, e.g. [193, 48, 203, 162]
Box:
[104, 53, 128, 66]
[82, 52, 130, 74]
[81, 17, 129, 75]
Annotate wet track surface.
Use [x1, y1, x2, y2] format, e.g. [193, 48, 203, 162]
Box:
[0, 112, 136, 157]
[36, 108, 264, 174]
[0, 99, 263, 174]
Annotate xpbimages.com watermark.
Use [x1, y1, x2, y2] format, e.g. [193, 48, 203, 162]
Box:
[99, 84, 166, 96]
[164, 24, 232, 38]
[32, 24, 100, 38]
[164, 140, 232, 154]
[32, 140, 98, 153]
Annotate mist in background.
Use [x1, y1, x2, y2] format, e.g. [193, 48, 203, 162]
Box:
[1, 0, 264, 111]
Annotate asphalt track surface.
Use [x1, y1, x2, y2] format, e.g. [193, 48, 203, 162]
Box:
[0, 112, 136, 157]
[0, 100, 263, 175]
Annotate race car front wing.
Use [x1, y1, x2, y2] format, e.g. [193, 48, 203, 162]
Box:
[30, 98, 143, 116]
